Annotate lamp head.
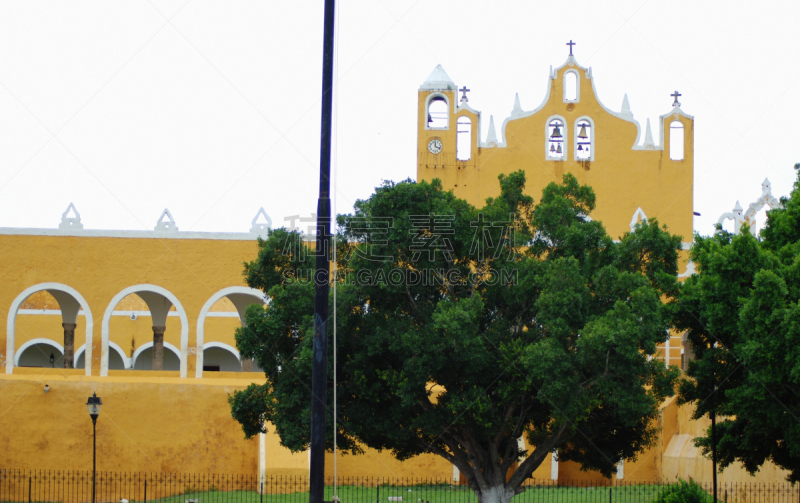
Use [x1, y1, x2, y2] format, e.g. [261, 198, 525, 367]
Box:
[86, 392, 102, 418]
[49, 353, 55, 367]
[43, 384, 50, 393]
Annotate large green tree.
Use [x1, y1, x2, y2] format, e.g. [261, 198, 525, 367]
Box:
[230, 173, 681, 503]
[673, 164, 800, 481]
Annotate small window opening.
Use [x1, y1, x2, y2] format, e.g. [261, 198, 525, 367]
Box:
[456, 117, 472, 161]
[427, 97, 448, 129]
[576, 119, 591, 160]
[548, 119, 565, 159]
[564, 72, 578, 101]
[669, 121, 684, 160]
[203, 365, 221, 372]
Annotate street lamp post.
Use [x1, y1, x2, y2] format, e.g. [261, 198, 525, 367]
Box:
[86, 392, 103, 503]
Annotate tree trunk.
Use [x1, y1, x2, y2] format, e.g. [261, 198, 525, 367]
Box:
[62, 323, 76, 368]
[475, 485, 517, 503]
[241, 358, 253, 372]
[152, 326, 166, 370]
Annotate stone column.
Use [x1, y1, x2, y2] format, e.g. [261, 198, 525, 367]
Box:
[152, 326, 166, 371]
[62, 323, 77, 369]
[241, 358, 253, 372]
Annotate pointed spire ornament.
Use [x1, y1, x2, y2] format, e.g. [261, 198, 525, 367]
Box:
[486, 116, 498, 145]
[621, 94, 632, 116]
[643, 119, 655, 148]
[512, 93, 522, 117]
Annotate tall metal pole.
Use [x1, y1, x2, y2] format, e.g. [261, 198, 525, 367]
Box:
[92, 416, 97, 503]
[711, 409, 717, 503]
[310, 1, 336, 503]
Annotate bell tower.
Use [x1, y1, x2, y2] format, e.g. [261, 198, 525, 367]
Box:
[418, 65, 458, 169]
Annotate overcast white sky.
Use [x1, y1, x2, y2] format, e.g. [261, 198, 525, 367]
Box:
[1, 1, 798, 237]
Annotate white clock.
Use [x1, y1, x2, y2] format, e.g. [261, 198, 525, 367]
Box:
[427, 138, 443, 155]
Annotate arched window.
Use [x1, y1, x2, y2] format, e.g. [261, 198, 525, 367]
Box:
[575, 118, 592, 161]
[564, 71, 578, 102]
[456, 117, 472, 161]
[427, 96, 448, 129]
[547, 118, 566, 160]
[670, 121, 684, 160]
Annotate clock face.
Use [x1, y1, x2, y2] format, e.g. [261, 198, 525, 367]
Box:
[428, 138, 443, 155]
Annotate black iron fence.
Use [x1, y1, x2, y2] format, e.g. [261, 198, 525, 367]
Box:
[0, 470, 798, 503]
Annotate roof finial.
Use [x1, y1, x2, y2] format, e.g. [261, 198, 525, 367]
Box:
[621, 94, 631, 116]
[511, 93, 522, 117]
[567, 40, 576, 56]
[486, 116, 498, 145]
[671, 90, 682, 107]
[643, 119, 655, 148]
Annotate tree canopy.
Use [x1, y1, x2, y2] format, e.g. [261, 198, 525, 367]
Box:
[673, 164, 800, 482]
[230, 172, 681, 503]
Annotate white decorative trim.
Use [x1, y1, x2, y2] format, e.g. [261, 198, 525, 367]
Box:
[6, 283, 94, 376]
[16, 309, 237, 318]
[195, 286, 266, 378]
[101, 285, 189, 377]
[75, 341, 130, 369]
[677, 261, 696, 278]
[259, 432, 267, 490]
[630, 207, 648, 231]
[250, 208, 272, 237]
[563, 69, 580, 103]
[573, 116, 595, 161]
[203, 341, 241, 361]
[154, 208, 178, 232]
[424, 93, 451, 131]
[59, 203, 83, 230]
[14, 338, 64, 366]
[550, 451, 559, 480]
[130, 340, 181, 369]
[717, 201, 744, 234]
[616, 460, 624, 480]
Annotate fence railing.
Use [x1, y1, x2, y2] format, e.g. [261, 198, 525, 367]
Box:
[1, 470, 798, 503]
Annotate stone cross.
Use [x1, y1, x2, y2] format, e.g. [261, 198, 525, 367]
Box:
[459, 86, 470, 102]
[671, 90, 682, 106]
[567, 40, 576, 56]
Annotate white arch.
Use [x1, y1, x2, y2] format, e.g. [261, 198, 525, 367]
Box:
[196, 286, 266, 378]
[130, 341, 181, 369]
[424, 93, 450, 130]
[574, 116, 595, 162]
[5, 283, 94, 375]
[14, 338, 64, 366]
[563, 69, 580, 102]
[75, 341, 130, 369]
[545, 115, 567, 161]
[203, 341, 241, 361]
[102, 285, 189, 377]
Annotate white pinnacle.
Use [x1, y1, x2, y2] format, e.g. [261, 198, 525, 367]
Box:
[643, 119, 655, 148]
[486, 116, 498, 144]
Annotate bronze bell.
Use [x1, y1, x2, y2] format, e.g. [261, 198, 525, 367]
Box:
[551, 125, 562, 139]
[577, 144, 583, 151]
[578, 124, 588, 139]
[556, 144, 562, 154]
[550, 144, 555, 153]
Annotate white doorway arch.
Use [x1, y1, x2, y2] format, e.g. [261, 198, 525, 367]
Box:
[75, 341, 130, 369]
[102, 285, 189, 377]
[5, 283, 93, 375]
[196, 286, 266, 377]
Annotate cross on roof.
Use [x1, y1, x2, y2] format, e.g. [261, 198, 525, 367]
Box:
[459, 86, 470, 102]
[567, 40, 576, 56]
[671, 90, 682, 106]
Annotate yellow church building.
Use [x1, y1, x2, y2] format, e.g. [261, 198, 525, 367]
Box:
[0, 46, 792, 487]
